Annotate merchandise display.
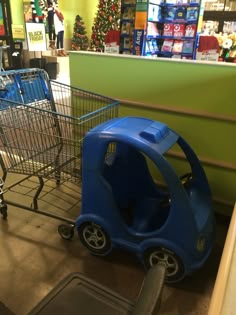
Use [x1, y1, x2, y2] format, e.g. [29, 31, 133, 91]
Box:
[130, 0, 201, 58]
[119, 0, 136, 54]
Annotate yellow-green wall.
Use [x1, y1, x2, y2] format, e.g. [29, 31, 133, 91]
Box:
[10, 0, 24, 25]
[69, 52, 236, 216]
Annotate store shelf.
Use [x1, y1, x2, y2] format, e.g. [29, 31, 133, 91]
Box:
[120, 0, 136, 54]
[143, 0, 201, 59]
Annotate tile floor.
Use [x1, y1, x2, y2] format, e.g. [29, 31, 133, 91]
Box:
[0, 172, 228, 315]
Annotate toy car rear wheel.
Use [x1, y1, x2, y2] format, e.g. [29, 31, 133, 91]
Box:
[144, 247, 185, 283]
[78, 222, 112, 256]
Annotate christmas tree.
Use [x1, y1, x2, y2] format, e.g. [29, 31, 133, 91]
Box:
[90, 0, 120, 52]
[71, 15, 89, 51]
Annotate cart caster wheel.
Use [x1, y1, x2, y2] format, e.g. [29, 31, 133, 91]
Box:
[58, 224, 74, 240]
[0, 205, 8, 220]
[143, 247, 185, 283]
[180, 172, 192, 187]
[78, 222, 112, 256]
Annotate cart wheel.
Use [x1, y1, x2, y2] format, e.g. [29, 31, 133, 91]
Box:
[144, 247, 185, 283]
[78, 222, 112, 256]
[58, 224, 74, 240]
[0, 204, 8, 220]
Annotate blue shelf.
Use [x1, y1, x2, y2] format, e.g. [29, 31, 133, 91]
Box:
[163, 19, 198, 23]
[164, 2, 200, 6]
[158, 51, 193, 56]
[146, 35, 195, 40]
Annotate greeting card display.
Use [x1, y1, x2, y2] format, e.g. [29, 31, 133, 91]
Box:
[173, 24, 185, 37]
[186, 7, 198, 21]
[151, 39, 159, 52]
[175, 7, 186, 21]
[148, 4, 162, 21]
[165, 7, 176, 21]
[147, 22, 160, 37]
[161, 39, 173, 52]
[185, 24, 196, 37]
[163, 23, 174, 36]
[172, 40, 184, 53]
[130, 0, 200, 59]
[182, 40, 194, 53]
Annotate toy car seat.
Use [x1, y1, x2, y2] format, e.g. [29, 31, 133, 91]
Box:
[104, 143, 170, 232]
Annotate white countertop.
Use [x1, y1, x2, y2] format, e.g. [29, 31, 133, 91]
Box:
[69, 50, 236, 67]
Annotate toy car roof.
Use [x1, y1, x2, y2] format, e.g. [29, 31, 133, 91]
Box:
[88, 116, 179, 155]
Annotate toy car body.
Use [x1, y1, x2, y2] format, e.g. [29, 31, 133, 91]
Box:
[76, 117, 215, 282]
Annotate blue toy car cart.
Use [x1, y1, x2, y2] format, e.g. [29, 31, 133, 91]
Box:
[75, 117, 215, 283]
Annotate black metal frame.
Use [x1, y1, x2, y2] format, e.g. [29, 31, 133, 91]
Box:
[0, 0, 13, 69]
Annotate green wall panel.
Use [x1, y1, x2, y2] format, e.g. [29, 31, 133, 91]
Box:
[69, 52, 236, 215]
[70, 53, 235, 115]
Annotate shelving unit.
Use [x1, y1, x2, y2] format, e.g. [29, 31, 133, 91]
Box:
[131, 0, 202, 59]
[119, 0, 136, 54]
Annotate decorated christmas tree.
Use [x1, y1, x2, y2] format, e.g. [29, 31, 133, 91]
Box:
[71, 15, 89, 51]
[90, 0, 120, 52]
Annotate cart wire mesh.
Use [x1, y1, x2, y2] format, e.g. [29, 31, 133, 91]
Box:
[0, 69, 119, 185]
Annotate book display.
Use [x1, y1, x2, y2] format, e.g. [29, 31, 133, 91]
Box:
[120, 0, 136, 54]
[131, 0, 202, 59]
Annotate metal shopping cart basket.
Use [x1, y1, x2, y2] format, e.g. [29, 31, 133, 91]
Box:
[0, 68, 119, 239]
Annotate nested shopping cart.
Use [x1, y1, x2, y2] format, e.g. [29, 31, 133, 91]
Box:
[0, 68, 119, 239]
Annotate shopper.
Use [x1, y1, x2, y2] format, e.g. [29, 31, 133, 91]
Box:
[54, 7, 66, 56]
[47, 1, 56, 49]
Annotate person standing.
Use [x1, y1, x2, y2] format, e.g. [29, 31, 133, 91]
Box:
[47, 1, 56, 49]
[54, 7, 66, 56]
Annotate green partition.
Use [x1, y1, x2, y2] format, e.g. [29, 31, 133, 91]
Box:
[69, 52, 236, 215]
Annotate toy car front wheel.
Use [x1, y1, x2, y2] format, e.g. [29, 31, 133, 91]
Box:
[78, 222, 112, 256]
[144, 247, 185, 283]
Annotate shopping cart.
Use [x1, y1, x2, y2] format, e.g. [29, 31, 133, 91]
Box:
[0, 68, 119, 239]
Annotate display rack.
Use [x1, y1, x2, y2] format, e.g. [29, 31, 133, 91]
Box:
[119, 0, 136, 54]
[132, 0, 202, 59]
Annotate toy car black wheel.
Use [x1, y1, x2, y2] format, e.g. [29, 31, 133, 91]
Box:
[78, 222, 112, 256]
[144, 247, 185, 283]
[58, 224, 74, 240]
